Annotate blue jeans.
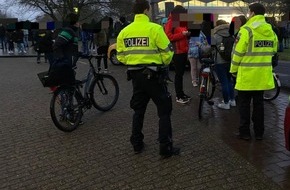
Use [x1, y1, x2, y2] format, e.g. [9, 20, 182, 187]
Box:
[23, 35, 29, 48]
[0, 36, 6, 50]
[215, 63, 235, 103]
[17, 42, 25, 53]
[82, 40, 89, 55]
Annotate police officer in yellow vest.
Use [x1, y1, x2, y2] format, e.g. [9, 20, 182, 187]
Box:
[116, 0, 180, 158]
[230, 2, 278, 140]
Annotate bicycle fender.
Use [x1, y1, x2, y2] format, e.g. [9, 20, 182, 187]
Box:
[274, 73, 281, 87]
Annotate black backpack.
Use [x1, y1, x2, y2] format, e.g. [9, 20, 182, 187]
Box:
[218, 35, 235, 62]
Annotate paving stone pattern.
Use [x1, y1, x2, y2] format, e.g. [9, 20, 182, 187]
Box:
[0, 57, 288, 189]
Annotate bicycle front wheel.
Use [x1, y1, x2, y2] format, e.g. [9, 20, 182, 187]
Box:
[264, 74, 280, 101]
[50, 86, 83, 132]
[90, 74, 119, 111]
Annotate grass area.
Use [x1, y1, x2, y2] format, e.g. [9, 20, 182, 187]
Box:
[278, 47, 290, 61]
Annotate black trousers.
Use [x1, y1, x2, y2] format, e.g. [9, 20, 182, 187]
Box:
[97, 45, 108, 69]
[172, 53, 188, 98]
[129, 70, 172, 147]
[238, 90, 264, 137]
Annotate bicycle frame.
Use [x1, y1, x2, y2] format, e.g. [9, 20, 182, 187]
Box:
[77, 55, 106, 100]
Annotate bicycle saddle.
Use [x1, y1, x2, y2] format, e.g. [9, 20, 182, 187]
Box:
[201, 58, 214, 65]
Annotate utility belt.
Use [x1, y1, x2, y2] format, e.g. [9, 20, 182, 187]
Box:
[127, 65, 168, 82]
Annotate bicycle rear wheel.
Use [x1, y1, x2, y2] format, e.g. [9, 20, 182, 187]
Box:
[50, 86, 83, 132]
[263, 74, 280, 101]
[207, 74, 215, 100]
[90, 74, 119, 111]
[198, 77, 208, 119]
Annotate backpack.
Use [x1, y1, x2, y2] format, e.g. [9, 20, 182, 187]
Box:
[218, 35, 235, 62]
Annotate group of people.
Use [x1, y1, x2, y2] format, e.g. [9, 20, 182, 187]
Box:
[16, 0, 276, 159]
[116, 0, 278, 158]
[0, 25, 30, 54]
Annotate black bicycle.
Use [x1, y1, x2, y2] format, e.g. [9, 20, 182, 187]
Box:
[198, 58, 217, 119]
[50, 55, 119, 132]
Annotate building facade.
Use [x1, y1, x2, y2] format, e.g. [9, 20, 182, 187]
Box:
[154, 0, 248, 23]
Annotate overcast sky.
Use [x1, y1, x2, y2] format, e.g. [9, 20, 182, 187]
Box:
[0, 0, 42, 21]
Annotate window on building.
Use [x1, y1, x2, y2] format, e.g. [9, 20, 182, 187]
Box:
[207, 0, 227, 7]
[188, 0, 206, 7]
[229, 1, 247, 7]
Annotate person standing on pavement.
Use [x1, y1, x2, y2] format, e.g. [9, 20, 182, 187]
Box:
[164, 5, 191, 104]
[95, 21, 110, 73]
[51, 13, 80, 85]
[80, 25, 89, 57]
[116, 0, 180, 158]
[35, 30, 54, 64]
[22, 29, 29, 50]
[229, 15, 247, 38]
[213, 19, 236, 110]
[0, 23, 6, 51]
[7, 30, 15, 54]
[15, 29, 26, 54]
[230, 2, 278, 140]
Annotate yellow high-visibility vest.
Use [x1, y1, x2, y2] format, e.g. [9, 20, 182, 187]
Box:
[116, 14, 173, 66]
[230, 15, 278, 91]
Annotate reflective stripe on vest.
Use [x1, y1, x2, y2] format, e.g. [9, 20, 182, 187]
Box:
[120, 47, 171, 55]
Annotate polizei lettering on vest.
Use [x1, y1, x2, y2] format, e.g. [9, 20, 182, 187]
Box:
[254, 40, 273, 47]
[124, 37, 149, 48]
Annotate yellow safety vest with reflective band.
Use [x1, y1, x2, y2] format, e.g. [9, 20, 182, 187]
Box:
[116, 14, 173, 66]
[230, 15, 278, 91]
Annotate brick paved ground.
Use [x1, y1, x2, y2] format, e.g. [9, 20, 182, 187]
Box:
[0, 56, 289, 189]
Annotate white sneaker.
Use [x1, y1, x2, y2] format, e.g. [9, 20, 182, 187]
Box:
[103, 69, 110, 74]
[217, 102, 230, 110]
[192, 81, 198, 87]
[176, 97, 190, 104]
[229, 100, 236, 107]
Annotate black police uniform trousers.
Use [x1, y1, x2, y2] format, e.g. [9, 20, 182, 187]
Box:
[238, 90, 264, 137]
[129, 69, 173, 149]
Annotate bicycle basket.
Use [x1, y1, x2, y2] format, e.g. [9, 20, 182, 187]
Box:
[37, 71, 51, 87]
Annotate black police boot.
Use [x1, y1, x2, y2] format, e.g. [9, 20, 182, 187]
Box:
[160, 142, 180, 159]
